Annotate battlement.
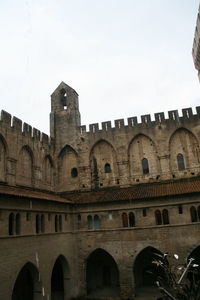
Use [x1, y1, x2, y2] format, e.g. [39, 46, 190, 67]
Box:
[80, 106, 200, 135]
[0, 110, 52, 145]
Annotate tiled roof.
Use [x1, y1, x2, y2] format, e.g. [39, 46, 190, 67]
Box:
[0, 184, 69, 203]
[61, 179, 200, 204]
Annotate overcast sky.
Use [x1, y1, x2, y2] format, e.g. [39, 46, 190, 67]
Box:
[0, 0, 199, 134]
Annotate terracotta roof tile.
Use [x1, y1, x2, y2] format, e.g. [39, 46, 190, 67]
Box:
[0, 184, 69, 203]
[62, 179, 200, 203]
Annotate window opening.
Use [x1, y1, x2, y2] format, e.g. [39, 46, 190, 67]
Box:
[94, 215, 100, 229]
[142, 158, 149, 174]
[71, 168, 78, 178]
[9, 213, 14, 235]
[155, 210, 162, 225]
[177, 153, 185, 171]
[190, 206, 198, 222]
[129, 212, 135, 227]
[87, 215, 93, 230]
[143, 208, 147, 217]
[104, 163, 112, 173]
[178, 205, 183, 214]
[162, 209, 169, 225]
[122, 213, 128, 227]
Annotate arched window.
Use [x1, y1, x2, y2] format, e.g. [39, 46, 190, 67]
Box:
[104, 163, 112, 173]
[87, 215, 93, 229]
[9, 213, 14, 235]
[129, 212, 135, 227]
[142, 158, 149, 174]
[94, 215, 100, 229]
[177, 153, 185, 170]
[55, 215, 59, 232]
[190, 206, 198, 222]
[36, 214, 40, 234]
[198, 206, 200, 221]
[71, 168, 78, 178]
[155, 210, 162, 225]
[16, 213, 21, 235]
[41, 215, 45, 233]
[162, 209, 169, 225]
[122, 213, 128, 227]
[59, 215, 62, 232]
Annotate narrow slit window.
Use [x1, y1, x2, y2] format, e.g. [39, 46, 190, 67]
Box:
[71, 168, 78, 178]
[104, 163, 112, 173]
[190, 206, 198, 222]
[142, 158, 149, 174]
[129, 212, 135, 227]
[122, 213, 128, 227]
[162, 209, 169, 225]
[177, 153, 185, 171]
[155, 210, 162, 225]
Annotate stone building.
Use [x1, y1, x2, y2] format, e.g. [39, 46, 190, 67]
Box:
[1, 6, 200, 300]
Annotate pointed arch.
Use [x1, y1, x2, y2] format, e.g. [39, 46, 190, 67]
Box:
[51, 255, 71, 300]
[190, 206, 198, 222]
[128, 134, 160, 179]
[0, 134, 7, 182]
[17, 145, 34, 186]
[90, 139, 119, 188]
[58, 145, 79, 191]
[133, 246, 164, 296]
[169, 128, 200, 175]
[86, 248, 120, 297]
[12, 262, 42, 300]
[43, 155, 54, 186]
[122, 212, 128, 227]
[155, 210, 162, 225]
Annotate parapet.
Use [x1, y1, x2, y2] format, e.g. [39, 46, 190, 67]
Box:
[0, 110, 52, 145]
[80, 106, 200, 135]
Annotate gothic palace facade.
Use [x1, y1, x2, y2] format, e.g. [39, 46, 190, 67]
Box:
[1, 6, 200, 300]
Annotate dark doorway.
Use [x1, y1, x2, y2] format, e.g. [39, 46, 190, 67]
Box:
[51, 255, 70, 300]
[134, 247, 163, 298]
[86, 248, 120, 297]
[12, 263, 42, 300]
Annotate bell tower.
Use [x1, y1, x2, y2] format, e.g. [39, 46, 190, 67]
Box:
[50, 82, 81, 149]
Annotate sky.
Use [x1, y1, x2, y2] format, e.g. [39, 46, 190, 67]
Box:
[0, 0, 199, 134]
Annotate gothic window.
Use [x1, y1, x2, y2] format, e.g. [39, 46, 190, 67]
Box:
[59, 215, 62, 232]
[155, 210, 162, 225]
[71, 168, 78, 178]
[162, 209, 169, 225]
[178, 205, 183, 214]
[55, 215, 59, 232]
[16, 213, 21, 235]
[142, 158, 149, 174]
[122, 213, 128, 227]
[129, 212, 135, 227]
[36, 214, 40, 234]
[198, 206, 200, 221]
[8, 213, 14, 235]
[94, 215, 100, 229]
[41, 215, 45, 233]
[190, 206, 198, 222]
[87, 215, 93, 229]
[177, 153, 185, 171]
[104, 163, 112, 173]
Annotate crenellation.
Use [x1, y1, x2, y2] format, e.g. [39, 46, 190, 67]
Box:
[141, 114, 151, 124]
[89, 123, 99, 133]
[168, 110, 179, 121]
[0, 110, 11, 125]
[102, 121, 112, 131]
[41, 132, 49, 144]
[32, 128, 41, 140]
[196, 106, 200, 116]
[12, 116, 22, 131]
[155, 112, 165, 123]
[182, 108, 193, 119]
[80, 125, 86, 134]
[22, 122, 32, 136]
[114, 118, 125, 129]
[128, 116, 138, 127]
